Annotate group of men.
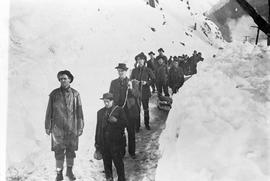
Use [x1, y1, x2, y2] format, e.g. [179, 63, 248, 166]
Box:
[44, 48, 204, 181]
[142, 48, 204, 96]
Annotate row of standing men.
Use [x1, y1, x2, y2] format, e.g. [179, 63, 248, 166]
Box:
[44, 48, 204, 181]
[95, 48, 204, 181]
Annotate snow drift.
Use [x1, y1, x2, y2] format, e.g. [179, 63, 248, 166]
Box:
[156, 42, 270, 181]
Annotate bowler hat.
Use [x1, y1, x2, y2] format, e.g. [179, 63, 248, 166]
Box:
[158, 48, 164, 52]
[57, 70, 74, 83]
[115, 63, 128, 70]
[100, 93, 114, 100]
[148, 51, 155, 56]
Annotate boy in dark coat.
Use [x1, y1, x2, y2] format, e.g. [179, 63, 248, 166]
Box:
[109, 63, 140, 159]
[155, 56, 169, 97]
[95, 93, 127, 181]
[130, 52, 155, 130]
[168, 60, 185, 94]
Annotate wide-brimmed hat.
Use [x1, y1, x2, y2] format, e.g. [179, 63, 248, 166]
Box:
[158, 48, 164, 52]
[57, 70, 74, 83]
[148, 51, 155, 56]
[100, 92, 114, 100]
[137, 52, 147, 61]
[115, 63, 128, 71]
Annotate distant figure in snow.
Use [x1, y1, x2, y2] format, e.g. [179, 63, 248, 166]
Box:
[109, 63, 140, 159]
[168, 60, 185, 94]
[130, 52, 155, 130]
[197, 52, 204, 62]
[147, 51, 157, 93]
[156, 48, 168, 65]
[155, 56, 170, 97]
[45, 70, 84, 181]
[95, 93, 127, 181]
[188, 50, 204, 75]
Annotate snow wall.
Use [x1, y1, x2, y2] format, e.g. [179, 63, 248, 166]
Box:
[156, 42, 270, 181]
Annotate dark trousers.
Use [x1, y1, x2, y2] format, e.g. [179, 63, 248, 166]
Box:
[103, 145, 125, 181]
[54, 146, 76, 169]
[156, 81, 169, 97]
[54, 147, 76, 160]
[127, 118, 136, 155]
[142, 99, 150, 126]
[124, 106, 136, 156]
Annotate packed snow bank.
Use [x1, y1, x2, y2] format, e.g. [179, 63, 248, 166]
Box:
[156, 43, 270, 181]
[8, 0, 223, 177]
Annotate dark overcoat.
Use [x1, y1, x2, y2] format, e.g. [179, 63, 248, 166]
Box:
[130, 66, 155, 100]
[168, 66, 184, 89]
[109, 77, 140, 120]
[95, 105, 127, 154]
[155, 63, 168, 83]
[45, 87, 84, 151]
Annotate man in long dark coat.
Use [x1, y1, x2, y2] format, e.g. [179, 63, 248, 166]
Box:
[109, 63, 140, 158]
[155, 48, 168, 65]
[95, 93, 127, 181]
[147, 51, 157, 93]
[168, 60, 185, 94]
[156, 56, 170, 97]
[45, 70, 84, 181]
[130, 52, 155, 130]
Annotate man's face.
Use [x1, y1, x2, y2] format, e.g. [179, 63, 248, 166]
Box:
[103, 99, 113, 108]
[59, 74, 71, 88]
[150, 54, 154, 59]
[158, 51, 163, 55]
[138, 58, 145, 67]
[117, 69, 127, 79]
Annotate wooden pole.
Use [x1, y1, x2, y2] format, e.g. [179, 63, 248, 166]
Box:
[251, 26, 260, 45]
[256, 27, 260, 45]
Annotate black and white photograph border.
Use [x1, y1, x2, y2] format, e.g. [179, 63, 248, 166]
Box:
[2, 0, 270, 181]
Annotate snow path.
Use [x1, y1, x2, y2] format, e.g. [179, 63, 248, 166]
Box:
[9, 94, 169, 181]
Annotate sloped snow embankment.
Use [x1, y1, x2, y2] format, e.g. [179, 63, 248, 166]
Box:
[156, 43, 270, 181]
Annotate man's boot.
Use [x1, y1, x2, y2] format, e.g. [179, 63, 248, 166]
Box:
[55, 169, 63, 181]
[66, 167, 76, 180]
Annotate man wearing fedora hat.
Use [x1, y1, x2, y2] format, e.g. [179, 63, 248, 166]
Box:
[45, 70, 84, 181]
[95, 93, 127, 181]
[109, 63, 140, 159]
[130, 53, 155, 130]
[147, 51, 157, 93]
[156, 48, 168, 65]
